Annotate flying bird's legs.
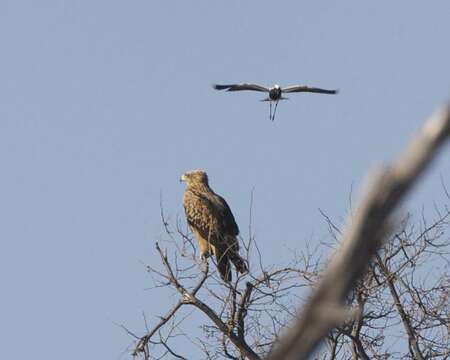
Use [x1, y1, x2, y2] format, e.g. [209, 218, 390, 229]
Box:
[272, 100, 279, 121]
[269, 101, 273, 121]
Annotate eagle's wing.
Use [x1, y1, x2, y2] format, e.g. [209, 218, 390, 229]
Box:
[282, 85, 338, 94]
[213, 83, 269, 92]
[184, 190, 238, 243]
[211, 195, 245, 278]
[184, 191, 217, 242]
[215, 195, 239, 236]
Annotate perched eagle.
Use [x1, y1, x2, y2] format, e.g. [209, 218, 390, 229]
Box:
[181, 170, 247, 281]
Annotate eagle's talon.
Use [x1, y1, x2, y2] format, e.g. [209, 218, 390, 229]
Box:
[200, 252, 210, 262]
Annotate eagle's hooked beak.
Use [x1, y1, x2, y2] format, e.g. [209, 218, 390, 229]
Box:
[180, 174, 187, 183]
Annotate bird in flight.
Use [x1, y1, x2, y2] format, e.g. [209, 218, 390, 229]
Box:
[213, 83, 338, 121]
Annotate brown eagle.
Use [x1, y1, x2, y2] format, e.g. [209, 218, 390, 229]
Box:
[181, 169, 247, 281]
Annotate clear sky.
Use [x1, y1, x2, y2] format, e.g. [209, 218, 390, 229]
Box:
[1, 1, 449, 359]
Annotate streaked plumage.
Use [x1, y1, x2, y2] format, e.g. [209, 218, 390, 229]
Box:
[181, 170, 247, 281]
[213, 82, 338, 121]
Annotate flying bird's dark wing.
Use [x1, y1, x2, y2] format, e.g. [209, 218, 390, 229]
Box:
[282, 85, 338, 95]
[213, 83, 269, 92]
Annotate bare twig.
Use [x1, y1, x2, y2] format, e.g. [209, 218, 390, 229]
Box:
[236, 282, 254, 340]
[375, 253, 424, 359]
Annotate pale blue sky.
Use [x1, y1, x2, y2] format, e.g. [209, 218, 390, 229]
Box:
[1, 1, 449, 359]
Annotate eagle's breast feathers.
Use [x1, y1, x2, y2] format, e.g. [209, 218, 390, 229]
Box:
[183, 189, 238, 244]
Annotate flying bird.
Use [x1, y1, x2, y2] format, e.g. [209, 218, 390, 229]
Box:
[181, 169, 247, 282]
[213, 83, 338, 121]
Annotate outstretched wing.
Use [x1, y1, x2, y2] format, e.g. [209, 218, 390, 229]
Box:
[282, 85, 338, 94]
[213, 83, 269, 92]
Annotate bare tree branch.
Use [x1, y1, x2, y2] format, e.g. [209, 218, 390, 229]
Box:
[236, 282, 254, 340]
[375, 253, 425, 359]
[266, 104, 450, 360]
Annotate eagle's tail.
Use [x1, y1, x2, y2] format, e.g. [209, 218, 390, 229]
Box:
[215, 253, 247, 282]
[216, 238, 249, 282]
[230, 253, 248, 274]
[216, 251, 232, 282]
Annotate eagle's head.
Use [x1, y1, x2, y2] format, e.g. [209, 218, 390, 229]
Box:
[180, 169, 209, 187]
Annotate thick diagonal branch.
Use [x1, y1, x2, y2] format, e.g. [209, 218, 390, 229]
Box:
[267, 104, 450, 360]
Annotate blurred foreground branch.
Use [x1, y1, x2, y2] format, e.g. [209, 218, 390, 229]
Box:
[267, 104, 450, 360]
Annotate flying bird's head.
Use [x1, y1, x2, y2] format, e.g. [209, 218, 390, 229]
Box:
[180, 169, 209, 187]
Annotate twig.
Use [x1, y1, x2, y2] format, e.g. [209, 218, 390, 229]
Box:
[132, 300, 184, 357]
[236, 282, 254, 340]
[375, 253, 424, 359]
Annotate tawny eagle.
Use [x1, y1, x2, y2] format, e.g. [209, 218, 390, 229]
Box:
[181, 170, 247, 281]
